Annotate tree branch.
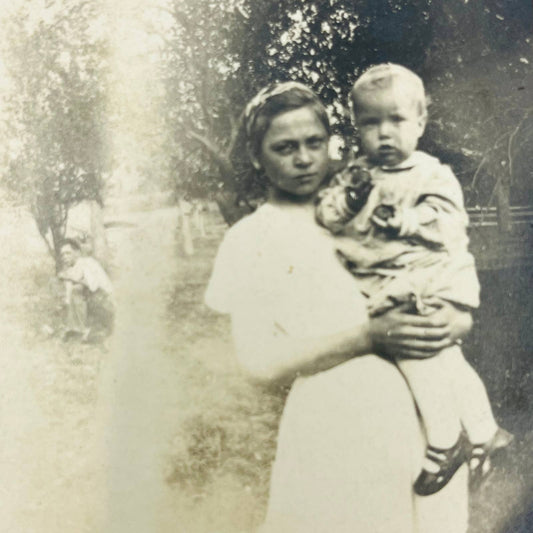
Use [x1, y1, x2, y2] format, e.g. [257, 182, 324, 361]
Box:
[187, 131, 234, 179]
[507, 108, 532, 186]
[470, 129, 512, 191]
[228, 110, 245, 154]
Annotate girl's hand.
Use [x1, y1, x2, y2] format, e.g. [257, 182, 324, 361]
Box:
[369, 299, 472, 359]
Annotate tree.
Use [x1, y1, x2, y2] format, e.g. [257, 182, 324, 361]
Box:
[419, 0, 533, 223]
[158, 0, 532, 225]
[1, 0, 111, 268]
[156, 0, 254, 223]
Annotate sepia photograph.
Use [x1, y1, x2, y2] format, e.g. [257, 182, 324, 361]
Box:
[0, 0, 531, 531]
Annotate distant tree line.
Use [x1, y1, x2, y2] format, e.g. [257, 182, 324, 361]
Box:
[158, 0, 532, 224]
[1, 0, 530, 249]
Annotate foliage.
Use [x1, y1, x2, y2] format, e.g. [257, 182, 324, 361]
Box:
[1, 0, 111, 266]
[158, 0, 533, 222]
[420, 0, 533, 209]
[156, 0, 246, 200]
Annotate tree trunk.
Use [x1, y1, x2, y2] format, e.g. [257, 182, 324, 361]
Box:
[178, 198, 194, 255]
[214, 191, 254, 226]
[90, 200, 110, 269]
[188, 131, 254, 225]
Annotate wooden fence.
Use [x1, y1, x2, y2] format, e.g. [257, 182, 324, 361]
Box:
[468, 206, 533, 270]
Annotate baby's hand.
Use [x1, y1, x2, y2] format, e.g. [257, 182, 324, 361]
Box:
[339, 169, 373, 216]
[387, 207, 419, 237]
[349, 168, 373, 200]
[371, 204, 396, 229]
[384, 208, 402, 230]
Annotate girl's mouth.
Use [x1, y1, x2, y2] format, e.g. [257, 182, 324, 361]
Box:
[294, 173, 316, 182]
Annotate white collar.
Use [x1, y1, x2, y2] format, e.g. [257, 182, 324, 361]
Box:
[357, 151, 436, 171]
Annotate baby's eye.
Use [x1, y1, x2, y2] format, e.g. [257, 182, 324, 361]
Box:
[391, 115, 406, 123]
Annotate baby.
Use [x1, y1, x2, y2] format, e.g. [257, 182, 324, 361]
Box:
[317, 64, 511, 495]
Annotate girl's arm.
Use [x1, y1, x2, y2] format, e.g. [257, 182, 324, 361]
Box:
[231, 310, 373, 386]
[232, 300, 470, 386]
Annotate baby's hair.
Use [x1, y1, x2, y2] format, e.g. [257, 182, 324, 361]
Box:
[350, 63, 429, 118]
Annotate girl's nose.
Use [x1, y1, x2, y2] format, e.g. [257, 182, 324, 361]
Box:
[294, 146, 312, 166]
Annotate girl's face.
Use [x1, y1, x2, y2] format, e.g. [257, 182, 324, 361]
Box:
[252, 106, 330, 200]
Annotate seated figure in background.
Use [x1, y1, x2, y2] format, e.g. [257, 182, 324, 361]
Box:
[58, 238, 114, 342]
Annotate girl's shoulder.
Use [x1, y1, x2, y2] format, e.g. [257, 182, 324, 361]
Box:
[221, 203, 272, 242]
[206, 204, 279, 314]
[214, 203, 277, 263]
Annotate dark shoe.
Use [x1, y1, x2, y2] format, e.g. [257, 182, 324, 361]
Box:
[414, 432, 468, 496]
[469, 427, 514, 490]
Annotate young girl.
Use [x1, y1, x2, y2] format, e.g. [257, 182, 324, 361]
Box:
[206, 81, 473, 532]
[316, 64, 512, 495]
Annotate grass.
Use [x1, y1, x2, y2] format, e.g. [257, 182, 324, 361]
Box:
[164, 214, 533, 533]
[162, 230, 286, 531]
[0, 207, 107, 533]
[2, 204, 532, 532]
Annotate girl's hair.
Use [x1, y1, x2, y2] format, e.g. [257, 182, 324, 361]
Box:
[350, 63, 428, 118]
[244, 81, 330, 159]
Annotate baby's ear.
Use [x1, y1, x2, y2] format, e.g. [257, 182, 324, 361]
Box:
[419, 96, 430, 131]
[418, 110, 428, 134]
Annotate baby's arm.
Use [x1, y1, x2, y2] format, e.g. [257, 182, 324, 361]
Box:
[316, 183, 354, 234]
[316, 166, 373, 234]
[381, 202, 451, 242]
[374, 165, 468, 249]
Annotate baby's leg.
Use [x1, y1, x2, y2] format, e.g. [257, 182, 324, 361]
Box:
[448, 352, 513, 489]
[450, 355, 498, 445]
[396, 346, 463, 449]
[401, 346, 472, 495]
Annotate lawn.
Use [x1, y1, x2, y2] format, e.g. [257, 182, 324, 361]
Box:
[1, 203, 531, 532]
[165, 211, 533, 533]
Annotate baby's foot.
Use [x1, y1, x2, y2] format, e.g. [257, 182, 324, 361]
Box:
[414, 432, 468, 496]
[469, 427, 514, 490]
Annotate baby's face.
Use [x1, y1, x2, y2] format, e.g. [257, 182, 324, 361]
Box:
[354, 87, 426, 167]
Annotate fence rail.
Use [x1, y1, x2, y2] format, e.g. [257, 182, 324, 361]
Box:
[468, 206, 533, 270]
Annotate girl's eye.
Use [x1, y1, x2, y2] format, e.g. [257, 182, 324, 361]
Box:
[391, 115, 405, 123]
[272, 143, 295, 155]
[307, 137, 325, 149]
[359, 118, 378, 127]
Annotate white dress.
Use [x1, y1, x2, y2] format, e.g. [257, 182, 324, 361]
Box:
[205, 202, 468, 533]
